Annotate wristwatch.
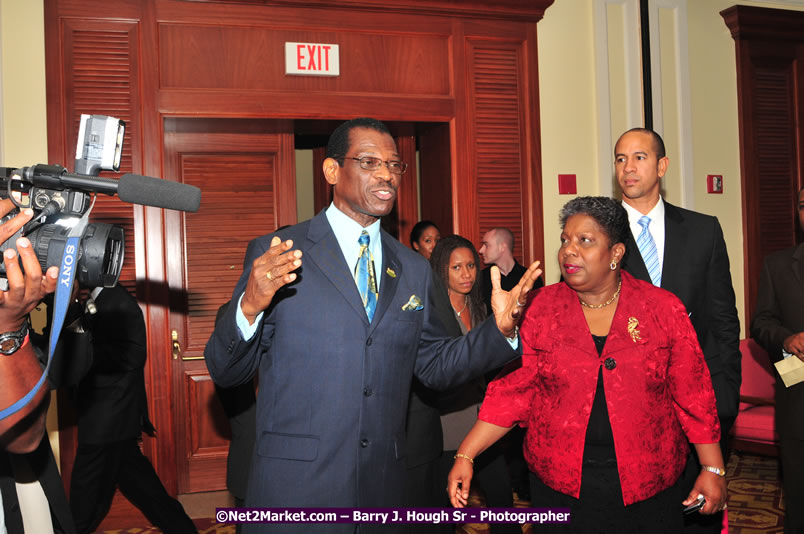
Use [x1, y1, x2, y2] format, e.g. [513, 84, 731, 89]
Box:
[700, 465, 726, 477]
[0, 320, 30, 355]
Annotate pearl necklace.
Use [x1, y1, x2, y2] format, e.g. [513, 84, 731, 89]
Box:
[452, 295, 469, 317]
[579, 280, 622, 309]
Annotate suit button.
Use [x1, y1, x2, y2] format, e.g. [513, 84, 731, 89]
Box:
[363, 388, 372, 397]
[604, 357, 616, 370]
[361, 439, 369, 448]
[366, 337, 373, 346]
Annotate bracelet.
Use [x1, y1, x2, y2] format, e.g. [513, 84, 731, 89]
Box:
[700, 465, 726, 477]
[453, 453, 474, 464]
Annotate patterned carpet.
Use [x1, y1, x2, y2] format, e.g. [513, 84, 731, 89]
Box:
[101, 452, 784, 533]
[726, 452, 784, 534]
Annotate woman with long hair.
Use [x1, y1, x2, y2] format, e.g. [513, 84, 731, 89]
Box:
[432, 235, 519, 534]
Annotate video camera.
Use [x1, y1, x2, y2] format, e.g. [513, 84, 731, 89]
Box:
[0, 114, 201, 288]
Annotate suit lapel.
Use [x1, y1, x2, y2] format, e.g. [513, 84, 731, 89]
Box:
[369, 232, 403, 334]
[547, 284, 598, 357]
[306, 211, 369, 323]
[792, 243, 804, 291]
[661, 202, 686, 292]
[623, 229, 650, 282]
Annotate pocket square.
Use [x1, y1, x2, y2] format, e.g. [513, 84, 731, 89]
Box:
[402, 295, 423, 311]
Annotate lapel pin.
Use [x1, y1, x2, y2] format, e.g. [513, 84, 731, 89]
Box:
[386, 267, 396, 278]
[627, 316, 641, 342]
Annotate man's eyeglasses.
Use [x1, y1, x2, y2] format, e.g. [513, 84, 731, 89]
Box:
[345, 156, 408, 175]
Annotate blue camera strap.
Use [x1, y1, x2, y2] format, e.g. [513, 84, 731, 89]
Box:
[0, 225, 84, 420]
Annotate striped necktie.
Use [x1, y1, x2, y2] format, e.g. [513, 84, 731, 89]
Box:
[637, 215, 661, 287]
[355, 231, 378, 321]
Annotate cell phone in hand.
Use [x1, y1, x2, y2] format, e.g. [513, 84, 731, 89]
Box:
[683, 495, 705, 514]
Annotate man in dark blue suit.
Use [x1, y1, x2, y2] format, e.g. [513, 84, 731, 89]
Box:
[205, 118, 541, 533]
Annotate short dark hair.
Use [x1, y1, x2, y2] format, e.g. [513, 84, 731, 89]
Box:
[559, 196, 630, 249]
[488, 227, 515, 254]
[325, 118, 392, 165]
[620, 127, 666, 159]
[429, 235, 486, 327]
[410, 220, 439, 248]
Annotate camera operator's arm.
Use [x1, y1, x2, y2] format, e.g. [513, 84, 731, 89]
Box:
[0, 201, 60, 453]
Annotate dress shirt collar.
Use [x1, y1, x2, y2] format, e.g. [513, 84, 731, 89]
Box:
[325, 203, 383, 291]
[622, 196, 666, 269]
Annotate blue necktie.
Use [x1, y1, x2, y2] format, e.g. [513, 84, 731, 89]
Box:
[355, 231, 378, 321]
[637, 216, 661, 287]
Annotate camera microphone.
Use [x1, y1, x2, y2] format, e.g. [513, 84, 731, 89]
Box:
[118, 174, 201, 213]
[17, 164, 201, 213]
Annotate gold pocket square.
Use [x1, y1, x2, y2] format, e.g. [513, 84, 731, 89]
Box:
[402, 295, 423, 311]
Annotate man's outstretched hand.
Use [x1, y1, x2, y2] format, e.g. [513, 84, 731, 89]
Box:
[240, 236, 302, 325]
[490, 261, 542, 338]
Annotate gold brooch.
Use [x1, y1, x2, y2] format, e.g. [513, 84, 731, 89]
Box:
[386, 267, 397, 278]
[627, 317, 641, 342]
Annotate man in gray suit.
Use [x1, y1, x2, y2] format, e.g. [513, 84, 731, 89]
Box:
[205, 118, 541, 533]
[751, 186, 804, 534]
[616, 128, 740, 533]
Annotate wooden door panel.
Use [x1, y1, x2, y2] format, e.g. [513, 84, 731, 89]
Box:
[164, 119, 296, 493]
[183, 372, 231, 492]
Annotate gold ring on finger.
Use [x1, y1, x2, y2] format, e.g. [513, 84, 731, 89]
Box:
[266, 271, 274, 281]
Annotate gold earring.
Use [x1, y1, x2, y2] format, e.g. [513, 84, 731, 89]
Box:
[610, 261, 617, 271]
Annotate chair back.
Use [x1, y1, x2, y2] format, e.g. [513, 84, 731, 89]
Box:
[739, 338, 775, 404]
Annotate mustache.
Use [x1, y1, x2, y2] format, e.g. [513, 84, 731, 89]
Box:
[371, 183, 398, 193]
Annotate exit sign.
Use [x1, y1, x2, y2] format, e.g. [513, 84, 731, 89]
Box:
[285, 42, 340, 76]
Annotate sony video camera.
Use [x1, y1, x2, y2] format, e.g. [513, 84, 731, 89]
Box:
[0, 114, 201, 288]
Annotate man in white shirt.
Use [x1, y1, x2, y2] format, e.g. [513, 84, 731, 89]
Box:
[616, 128, 740, 533]
[205, 118, 541, 534]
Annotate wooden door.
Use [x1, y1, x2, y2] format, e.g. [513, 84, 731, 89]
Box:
[163, 118, 296, 493]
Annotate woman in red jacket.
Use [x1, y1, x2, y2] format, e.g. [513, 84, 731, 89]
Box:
[447, 197, 727, 532]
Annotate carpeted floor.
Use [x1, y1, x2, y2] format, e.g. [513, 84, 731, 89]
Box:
[100, 451, 785, 533]
[726, 452, 784, 534]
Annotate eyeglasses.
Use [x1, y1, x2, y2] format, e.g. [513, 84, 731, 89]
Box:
[345, 156, 408, 175]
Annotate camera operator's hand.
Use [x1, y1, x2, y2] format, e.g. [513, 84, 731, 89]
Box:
[240, 236, 302, 325]
[0, 199, 59, 453]
[0, 201, 59, 332]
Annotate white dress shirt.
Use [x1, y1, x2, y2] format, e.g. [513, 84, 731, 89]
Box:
[622, 197, 666, 272]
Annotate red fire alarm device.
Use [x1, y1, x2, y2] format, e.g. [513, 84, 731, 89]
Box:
[558, 174, 577, 195]
[707, 174, 723, 194]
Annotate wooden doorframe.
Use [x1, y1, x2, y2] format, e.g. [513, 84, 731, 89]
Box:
[45, 0, 553, 510]
[721, 5, 804, 319]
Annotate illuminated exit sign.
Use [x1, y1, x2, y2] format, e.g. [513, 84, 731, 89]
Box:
[285, 42, 340, 76]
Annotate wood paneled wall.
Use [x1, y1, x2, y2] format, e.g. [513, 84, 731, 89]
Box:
[721, 5, 804, 320]
[44, 0, 553, 516]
